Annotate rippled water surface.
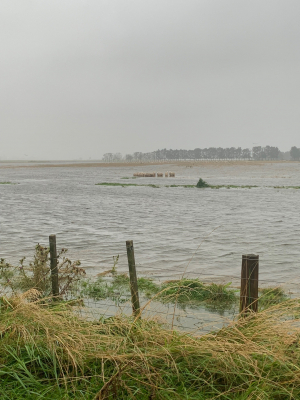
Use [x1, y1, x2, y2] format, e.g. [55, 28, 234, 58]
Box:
[1, 161, 300, 286]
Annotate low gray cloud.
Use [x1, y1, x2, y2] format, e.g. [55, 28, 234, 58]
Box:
[1, 0, 300, 159]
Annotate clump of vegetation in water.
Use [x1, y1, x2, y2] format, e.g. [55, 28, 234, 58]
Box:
[0, 181, 15, 184]
[80, 272, 159, 304]
[196, 178, 210, 188]
[259, 287, 288, 310]
[80, 263, 236, 311]
[96, 182, 159, 188]
[80, 255, 131, 302]
[273, 185, 300, 189]
[158, 279, 237, 309]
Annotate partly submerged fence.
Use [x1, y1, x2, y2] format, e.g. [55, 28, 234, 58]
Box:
[50, 236, 296, 333]
[1, 235, 298, 335]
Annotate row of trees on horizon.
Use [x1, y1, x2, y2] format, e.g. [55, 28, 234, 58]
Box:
[102, 146, 300, 162]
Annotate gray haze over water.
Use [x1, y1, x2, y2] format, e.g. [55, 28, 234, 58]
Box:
[1, 1, 300, 159]
[1, 163, 300, 287]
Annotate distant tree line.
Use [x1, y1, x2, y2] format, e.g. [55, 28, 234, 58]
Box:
[102, 146, 300, 162]
[290, 146, 300, 160]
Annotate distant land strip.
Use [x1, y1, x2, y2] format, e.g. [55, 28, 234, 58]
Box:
[0, 160, 298, 169]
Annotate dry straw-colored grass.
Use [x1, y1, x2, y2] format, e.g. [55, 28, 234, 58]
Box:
[0, 290, 300, 399]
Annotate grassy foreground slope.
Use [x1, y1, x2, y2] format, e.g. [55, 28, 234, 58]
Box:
[0, 292, 300, 399]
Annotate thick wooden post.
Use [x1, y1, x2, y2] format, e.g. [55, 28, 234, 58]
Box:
[126, 240, 141, 318]
[49, 235, 59, 298]
[240, 254, 259, 314]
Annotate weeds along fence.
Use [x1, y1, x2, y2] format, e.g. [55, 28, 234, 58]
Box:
[1, 235, 298, 335]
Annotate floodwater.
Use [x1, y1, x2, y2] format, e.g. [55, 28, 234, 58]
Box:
[1, 161, 300, 289]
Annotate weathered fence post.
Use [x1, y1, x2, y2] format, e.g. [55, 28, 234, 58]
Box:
[126, 240, 141, 318]
[49, 235, 59, 298]
[240, 254, 259, 314]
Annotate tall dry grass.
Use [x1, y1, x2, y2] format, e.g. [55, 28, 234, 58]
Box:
[0, 290, 300, 399]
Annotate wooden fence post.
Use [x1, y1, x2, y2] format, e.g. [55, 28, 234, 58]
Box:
[126, 240, 141, 318]
[240, 254, 259, 314]
[49, 235, 59, 298]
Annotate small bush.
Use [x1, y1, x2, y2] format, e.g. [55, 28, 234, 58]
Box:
[196, 178, 210, 188]
[0, 245, 85, 299]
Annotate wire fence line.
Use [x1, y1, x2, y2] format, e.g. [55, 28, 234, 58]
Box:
[1, 236, 299, 335]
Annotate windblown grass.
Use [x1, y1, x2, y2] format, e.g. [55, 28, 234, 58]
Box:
[1, 248, 299, 398]
[1, 293, 300, 399]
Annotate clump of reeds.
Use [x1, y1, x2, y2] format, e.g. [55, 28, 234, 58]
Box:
[0, 293, 300, 399]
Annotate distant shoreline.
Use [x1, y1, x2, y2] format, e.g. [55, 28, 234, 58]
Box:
[0, 159, 298, 169]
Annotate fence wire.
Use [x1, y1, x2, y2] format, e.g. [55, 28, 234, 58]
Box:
[1, 244, 299, 336]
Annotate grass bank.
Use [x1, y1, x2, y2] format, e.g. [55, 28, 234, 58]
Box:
[0, 295, 300, 399]
[0, 246, 298, 398]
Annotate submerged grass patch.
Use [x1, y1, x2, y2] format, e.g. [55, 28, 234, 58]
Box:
[274, 185, 300, 189]
[96, 182, 159, 188]
[96, 178, 300, 190]
[158, 279, 237, 310]
[80, 272, 290, 315]
[81, 273, 237, 312]
[0, 181, 15, 184]
[96, 180, 259, 190]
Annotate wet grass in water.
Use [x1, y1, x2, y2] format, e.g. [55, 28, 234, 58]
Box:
[259, 287, 288, 310]
[96, 178, 300, 190]
[81, 274, 238, 312]
[96, 182, 159, 188]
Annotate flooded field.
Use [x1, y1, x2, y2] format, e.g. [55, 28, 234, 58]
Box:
[1, 161, 300, 288]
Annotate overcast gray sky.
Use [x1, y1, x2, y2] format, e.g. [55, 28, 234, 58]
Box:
[1, 0, 300, 159]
